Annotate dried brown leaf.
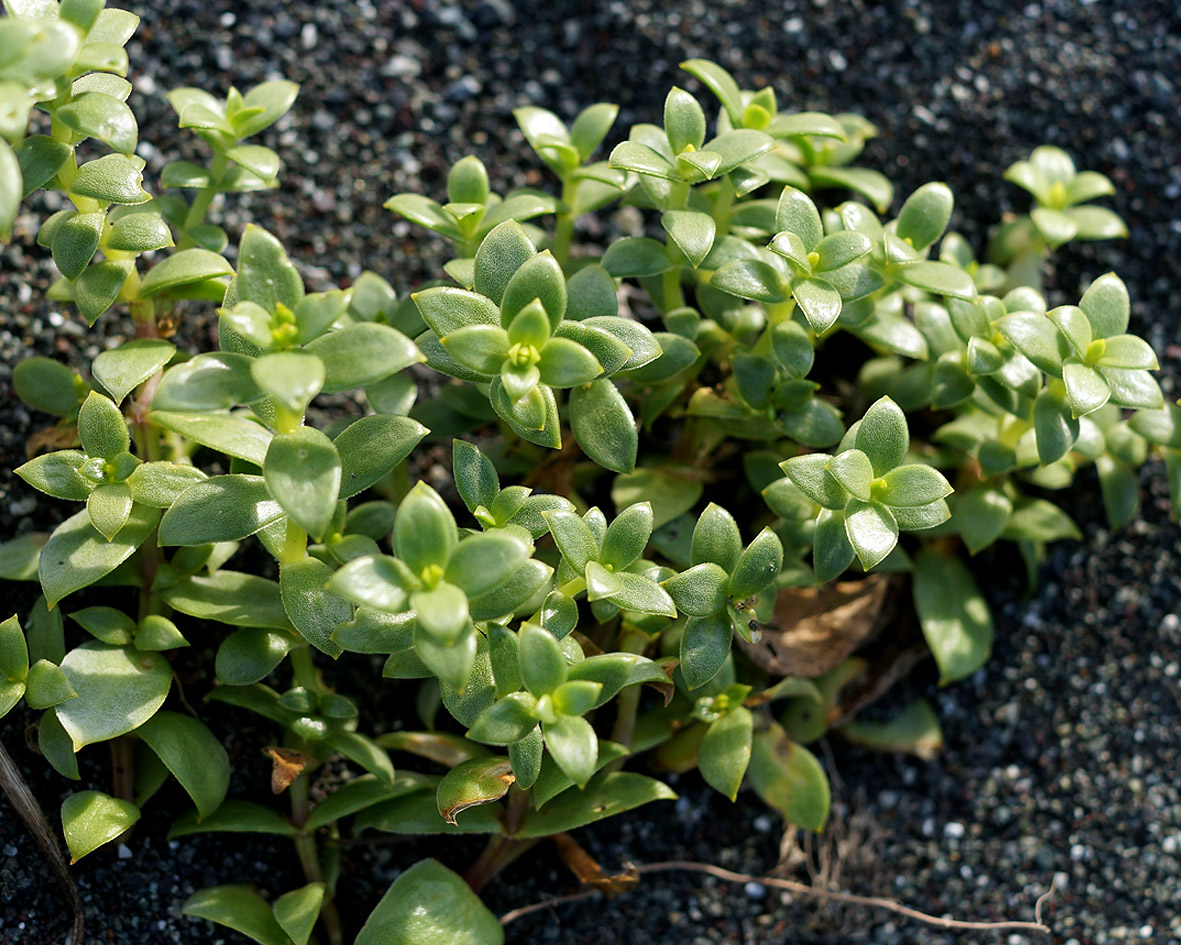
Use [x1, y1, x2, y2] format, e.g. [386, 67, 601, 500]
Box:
[740, 575, 896, 678]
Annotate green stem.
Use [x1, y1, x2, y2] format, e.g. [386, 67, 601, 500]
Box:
[290, 645, 320, 694]
[177, 153, 229, 248]
[606, 627, 650, 767]
[280, 520, 308, 564]
[556, 575, 587, 599]
[713, 175, 735, 236]
[551, 177, 579, 268]
[291, 773, 343, 945]
[662, 260, 685, 312]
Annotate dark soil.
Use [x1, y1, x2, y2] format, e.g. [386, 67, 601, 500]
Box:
[2, 1, 1179, 943]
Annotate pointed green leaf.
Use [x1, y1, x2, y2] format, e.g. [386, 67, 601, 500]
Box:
[681, 611, 732, 690]
[955, 487, 1012, 554]
[569, 379, 637, 474]
[149, 411, 273, 466]
[662, 209, 716, 269]
[55, 642, 171, 750]
[748, 722, 829, 830]
[913, 550, 993, 684]
[281, 558, 349, 657]
[855, 397, 909, 476]
[273, 884, 324, 945]
[699, 706, 753, 801]
[395, 481, 457, 575]
[40, 506, 158, 607]
[62, 791, 140, 863]
[183, 885, 290, 945]
[710, 259, 788, 303]
[729, 527, 783, 598]
[355, 859, 503, 945]
[158, 475, 284, 546]
[264, 428, 341, 540]
[93, 339, 176, 404]
[138, 711, 229, 819]
[844, 499, 898, 570]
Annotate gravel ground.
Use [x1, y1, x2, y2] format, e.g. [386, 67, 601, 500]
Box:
[2, 0, 1179, 942]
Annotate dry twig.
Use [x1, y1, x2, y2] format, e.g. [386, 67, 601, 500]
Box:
[499, 858, 1055, 933]
[0, 738, 84, 944]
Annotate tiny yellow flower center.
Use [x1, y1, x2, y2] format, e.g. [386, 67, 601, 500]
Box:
[506, 342, 541, 369]
[806, 251, 821, 269]
[271, 322, 298, 344]
[1048, 180, 1069, 209]
[420, 563, 445, 589]
[1085, 338, 1107, 364]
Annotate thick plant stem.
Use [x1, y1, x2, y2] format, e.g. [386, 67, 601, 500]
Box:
[606, 627, 651, 763]
[177, 153, 229, 249]
[291, 773, 344, 945]
[464, 835, 541, 894]
[464, 788, 539, 893]
[290, 645, 320, 694]
[661, 261, 685, 312]
[551, 178, 579, 268]
[280, 520, 308, 564]
[109, 736, 135, 803]
[712, 175, 736, 235]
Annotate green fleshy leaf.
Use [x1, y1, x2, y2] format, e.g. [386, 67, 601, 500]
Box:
[543, 713, 597, 788]
[158, 475, 284, 546]
[355, 859, 503, 945]
[569, 379, 638, 474]
[843, 499, 898, 570]
[55, 642, 171, 750]
[747, 722, 829, 830]
[62, 791, 140, 863]
[955, 487, 1012, 554]
[912, 550, 993, 684]
[710, 259, 788, 303]
[149, 411, 273, 466]
[264, 428, 341, 540]
[728, 527, 784, 598]
[281, 558, 349, 657]
[894, 182, 953, 250]
[274, 884, 325, 945]
[698, 706, 753, 801]
[182, 885, 290, 945]
[93, 339, 176, 404]
[138, 711, 229, 819]
[680, 611, 732, 690]
[163, 572, 290, 629]
[304, 323, 423, 392]
[602, 236, 675, 277]
[40, 506, 158, 607]
[854, 397, 908, 476]
[662, 209, 716, 269]
[518, 770, 675, 838]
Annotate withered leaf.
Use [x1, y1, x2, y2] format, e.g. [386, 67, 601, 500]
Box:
[26, 424, 80, 459]
[554, 832, 639, 896]
[263, 746, 315, 794]
[740, 575, 896, 678]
